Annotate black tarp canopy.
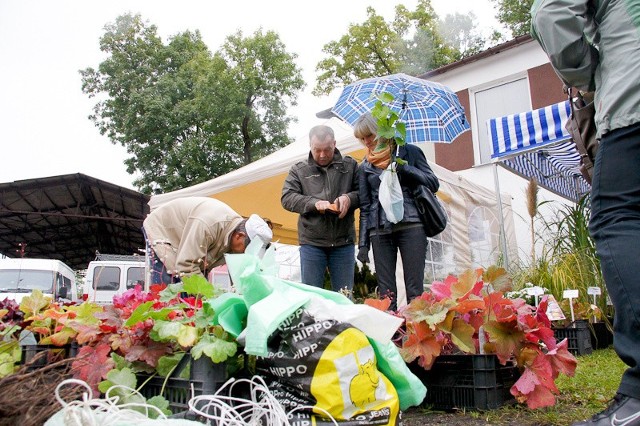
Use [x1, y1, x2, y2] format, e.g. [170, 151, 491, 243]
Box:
[0, 173, 149, 270]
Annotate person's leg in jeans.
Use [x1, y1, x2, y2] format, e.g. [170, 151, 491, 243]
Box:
[371, 232, 399, 310]
[396, 226, 428, 303]
[589, 123, 640, 399]
[327, 244, 356, 293]
[299, 244, 328, 288]
[148, 243, 176, 285]
[142, 227, 174, 285]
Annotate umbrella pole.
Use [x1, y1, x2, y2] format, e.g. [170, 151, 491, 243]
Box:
[493, 162, 510, 268]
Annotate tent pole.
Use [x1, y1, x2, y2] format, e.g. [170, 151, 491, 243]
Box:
[493, 163, 510, 268]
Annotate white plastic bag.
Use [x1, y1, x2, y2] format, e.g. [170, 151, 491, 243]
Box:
[379, 162, 404, 223]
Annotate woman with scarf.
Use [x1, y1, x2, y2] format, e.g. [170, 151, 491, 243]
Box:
[354, 112, 440, 311]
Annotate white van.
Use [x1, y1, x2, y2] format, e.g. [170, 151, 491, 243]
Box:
[83, 254, 146, 304]
[0, 258, 78, 303]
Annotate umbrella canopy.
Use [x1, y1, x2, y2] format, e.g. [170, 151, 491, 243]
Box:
[331, 73, 470, 144]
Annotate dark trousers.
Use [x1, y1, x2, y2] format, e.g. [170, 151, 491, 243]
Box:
[371, 224, 427, 311]
[589, 122, 640, 399]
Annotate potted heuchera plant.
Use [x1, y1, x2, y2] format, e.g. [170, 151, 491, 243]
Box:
[369, 267, 578, 409]
[70, 275, 239, 394]
[0, 298, 24, 377]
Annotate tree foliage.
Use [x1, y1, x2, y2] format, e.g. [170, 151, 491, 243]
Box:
[313, 0, 483, 96]
[81, 14, 304, 193]
[490, 0, 535, 37]
[438, 13, 486, 59]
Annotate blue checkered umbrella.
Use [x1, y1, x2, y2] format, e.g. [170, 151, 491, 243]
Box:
[331, 73, 469, 144]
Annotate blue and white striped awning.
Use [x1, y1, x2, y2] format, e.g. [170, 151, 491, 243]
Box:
[488, 101, 590, 202]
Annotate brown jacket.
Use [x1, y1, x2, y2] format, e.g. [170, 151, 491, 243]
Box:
[143, 197, 243, 277]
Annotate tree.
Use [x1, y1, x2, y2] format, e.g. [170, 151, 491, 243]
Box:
[313, 0, 482, 96]
[437, 13, 486, 59]
[81, 14, 304, 194]
[313, 7, 400, 96]
[490, 0, 535, 37]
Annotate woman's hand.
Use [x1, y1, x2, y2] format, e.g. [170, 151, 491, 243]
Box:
[357, 246, 369, 264]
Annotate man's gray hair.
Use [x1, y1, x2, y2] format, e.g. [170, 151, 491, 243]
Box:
[232, 219, 250, 247]
[309, 125, 335, 145]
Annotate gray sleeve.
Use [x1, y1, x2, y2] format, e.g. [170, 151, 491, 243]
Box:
[530, 0, 599, 91]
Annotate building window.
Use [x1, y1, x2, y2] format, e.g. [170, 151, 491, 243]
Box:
[424, 204, 456, 285]
[473, 77, 531, 165]
[467, 206, 502, 268]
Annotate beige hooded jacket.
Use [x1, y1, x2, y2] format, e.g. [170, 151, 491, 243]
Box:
[143, 197, 244, 277]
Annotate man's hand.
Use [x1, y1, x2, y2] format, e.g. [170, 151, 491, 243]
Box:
[334, 194, 350, 219]
[315, 200, 332, 213]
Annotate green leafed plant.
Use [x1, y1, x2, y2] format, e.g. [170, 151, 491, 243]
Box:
[19, 289, 103, 346]
[370, 92, 408, 166]
[0, 299, 23, 378]
[98, 366, 171, 418]
[69, 275, 238, 394]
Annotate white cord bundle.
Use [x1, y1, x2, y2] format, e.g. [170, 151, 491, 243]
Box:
[188, 375, 338, 426]
[52, 376, 340, 426]
[53, 379, 170, 426]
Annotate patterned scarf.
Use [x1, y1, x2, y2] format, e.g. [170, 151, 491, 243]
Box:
[366, 140, 393, 169]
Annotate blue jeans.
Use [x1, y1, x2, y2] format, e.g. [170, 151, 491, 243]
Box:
[299, 244, 355, 292]
[371, 224, 427, 311]
[589, 122, 640, 399]
[142, 227, 179, 285]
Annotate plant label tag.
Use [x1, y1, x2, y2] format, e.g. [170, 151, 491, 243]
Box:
[545, 295, 566, 321]
[527, 286, 545, 296]
[563, 289, 579, 299]
[587, 287, 601, 296]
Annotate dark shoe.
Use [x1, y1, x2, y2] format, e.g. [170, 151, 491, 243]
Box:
[572, 394, 640, 425]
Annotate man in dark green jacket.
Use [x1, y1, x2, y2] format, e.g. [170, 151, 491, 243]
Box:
[281, 125, 359, 292]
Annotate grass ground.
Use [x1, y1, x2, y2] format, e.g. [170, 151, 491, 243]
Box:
[402, 347, 626, 426]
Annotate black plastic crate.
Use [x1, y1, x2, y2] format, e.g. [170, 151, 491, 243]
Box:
[136, 354, 228, 414]
[409, 354, 520, 411]
[590, 322, 613, 350]
[20, 344, 72, 370]
[554, 321, 593, 355]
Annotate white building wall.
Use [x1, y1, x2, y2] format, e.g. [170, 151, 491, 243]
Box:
[426, 39, 575, 266]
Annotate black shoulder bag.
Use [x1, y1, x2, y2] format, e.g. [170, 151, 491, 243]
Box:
[412, 185, 447, 237]
[565, 86, 598, 184]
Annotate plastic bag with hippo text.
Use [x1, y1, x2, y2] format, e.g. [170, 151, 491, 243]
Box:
[256, 308, 400, 426]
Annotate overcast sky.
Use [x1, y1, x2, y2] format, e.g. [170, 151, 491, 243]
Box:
[0, 0, 500, 190]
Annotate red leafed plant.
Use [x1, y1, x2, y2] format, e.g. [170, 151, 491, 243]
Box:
[367, 267, 578, 409]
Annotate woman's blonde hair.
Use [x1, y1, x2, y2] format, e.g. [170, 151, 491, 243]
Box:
[353, 112, 378, 140]
[353, 112, 395, 147]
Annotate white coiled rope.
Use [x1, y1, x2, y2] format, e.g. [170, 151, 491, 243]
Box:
[188, 375, 338, 426]
[52, 379, 170, 425]
[52, 376, 339, 426]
